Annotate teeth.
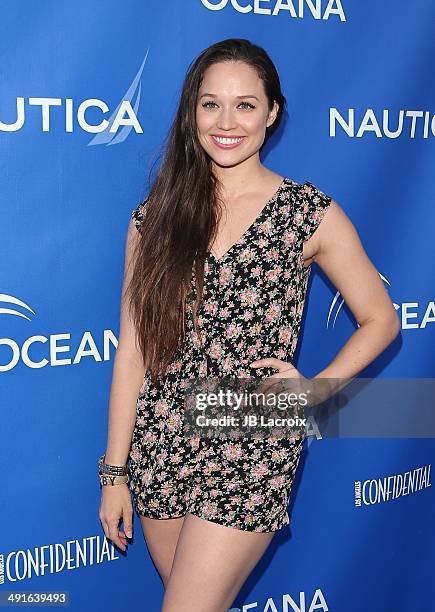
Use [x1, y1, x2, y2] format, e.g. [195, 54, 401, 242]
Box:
[213, 136, 244, 145]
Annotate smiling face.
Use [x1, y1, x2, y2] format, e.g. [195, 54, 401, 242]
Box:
[196, 61, 279, 170]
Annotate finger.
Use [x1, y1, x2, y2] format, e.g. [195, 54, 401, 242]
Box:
[108, 521, 127, 551]
[251, 380, 268, 396]
[264, 382, 286, 399]
[104, 523, 126, 550]
[250, 358, 284, 369]
[254, 374, 281, 396]
[254, 383, 273, 397]
[123, 513, 134, 538]
[101, 519, 110, 541]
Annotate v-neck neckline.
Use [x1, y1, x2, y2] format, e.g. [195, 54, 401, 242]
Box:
[206, 176, 289, 264]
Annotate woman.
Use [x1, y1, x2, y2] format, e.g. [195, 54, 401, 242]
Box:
[98, 38, 400, 610]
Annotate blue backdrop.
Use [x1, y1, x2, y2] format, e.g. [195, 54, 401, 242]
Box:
[1, 1, 434, 610]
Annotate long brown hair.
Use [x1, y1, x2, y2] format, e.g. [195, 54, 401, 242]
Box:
[126, 38, 287, 383]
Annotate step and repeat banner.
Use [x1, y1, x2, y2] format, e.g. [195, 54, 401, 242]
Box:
[1, 1, 434, 610]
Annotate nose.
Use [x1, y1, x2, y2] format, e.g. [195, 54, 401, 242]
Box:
[215, 106, 238, 131]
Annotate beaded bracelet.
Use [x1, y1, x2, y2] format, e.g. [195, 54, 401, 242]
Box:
[98, 454, 128, 477]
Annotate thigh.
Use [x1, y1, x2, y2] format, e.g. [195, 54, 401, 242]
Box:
[139, 514, 186, 588]
[162, 512, 274, 611]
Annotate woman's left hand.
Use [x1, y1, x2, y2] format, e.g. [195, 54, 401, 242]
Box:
[250, 357, 308, 396]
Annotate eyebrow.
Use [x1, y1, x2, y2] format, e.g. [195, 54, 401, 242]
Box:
[199, 93, 260, 101]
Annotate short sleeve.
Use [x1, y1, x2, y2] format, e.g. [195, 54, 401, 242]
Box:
[297, 181, 333, 243]
[131, 196, 149, 234]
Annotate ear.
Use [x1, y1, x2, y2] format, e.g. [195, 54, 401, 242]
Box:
[266, 100, 279, 127]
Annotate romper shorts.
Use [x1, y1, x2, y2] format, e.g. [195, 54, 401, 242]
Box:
[128, 380, 305, 533]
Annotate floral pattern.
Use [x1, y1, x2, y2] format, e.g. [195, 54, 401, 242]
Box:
[127, 178, 333, 532]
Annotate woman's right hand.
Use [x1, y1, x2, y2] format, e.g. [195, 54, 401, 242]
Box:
[98, 484, 133, 552]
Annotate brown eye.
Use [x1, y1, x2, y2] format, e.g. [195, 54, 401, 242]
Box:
[239, 101, 255, 109]
[201, 101, 255, 110]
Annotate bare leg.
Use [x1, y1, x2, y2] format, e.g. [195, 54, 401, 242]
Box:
[139, 514, 186, 588]
[162, 512, 275, 611]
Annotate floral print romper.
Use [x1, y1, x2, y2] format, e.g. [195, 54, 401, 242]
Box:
[127, 178, 333, 532]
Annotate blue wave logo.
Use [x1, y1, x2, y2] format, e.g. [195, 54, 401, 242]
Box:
[0, 294, 35, 321]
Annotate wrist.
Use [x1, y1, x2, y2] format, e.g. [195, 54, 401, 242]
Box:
[305, 376, 336, 408]
[103, 452, 128, 467]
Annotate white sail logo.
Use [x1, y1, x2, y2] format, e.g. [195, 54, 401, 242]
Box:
[88, 49, 148, 146]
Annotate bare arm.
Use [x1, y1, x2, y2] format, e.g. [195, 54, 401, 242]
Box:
[104, 219, 146, 465]
[305, 200, 400, 390]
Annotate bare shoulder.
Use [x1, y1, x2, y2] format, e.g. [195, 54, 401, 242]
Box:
[303, 197, 400, 331]
[303, 198, 348, 267]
